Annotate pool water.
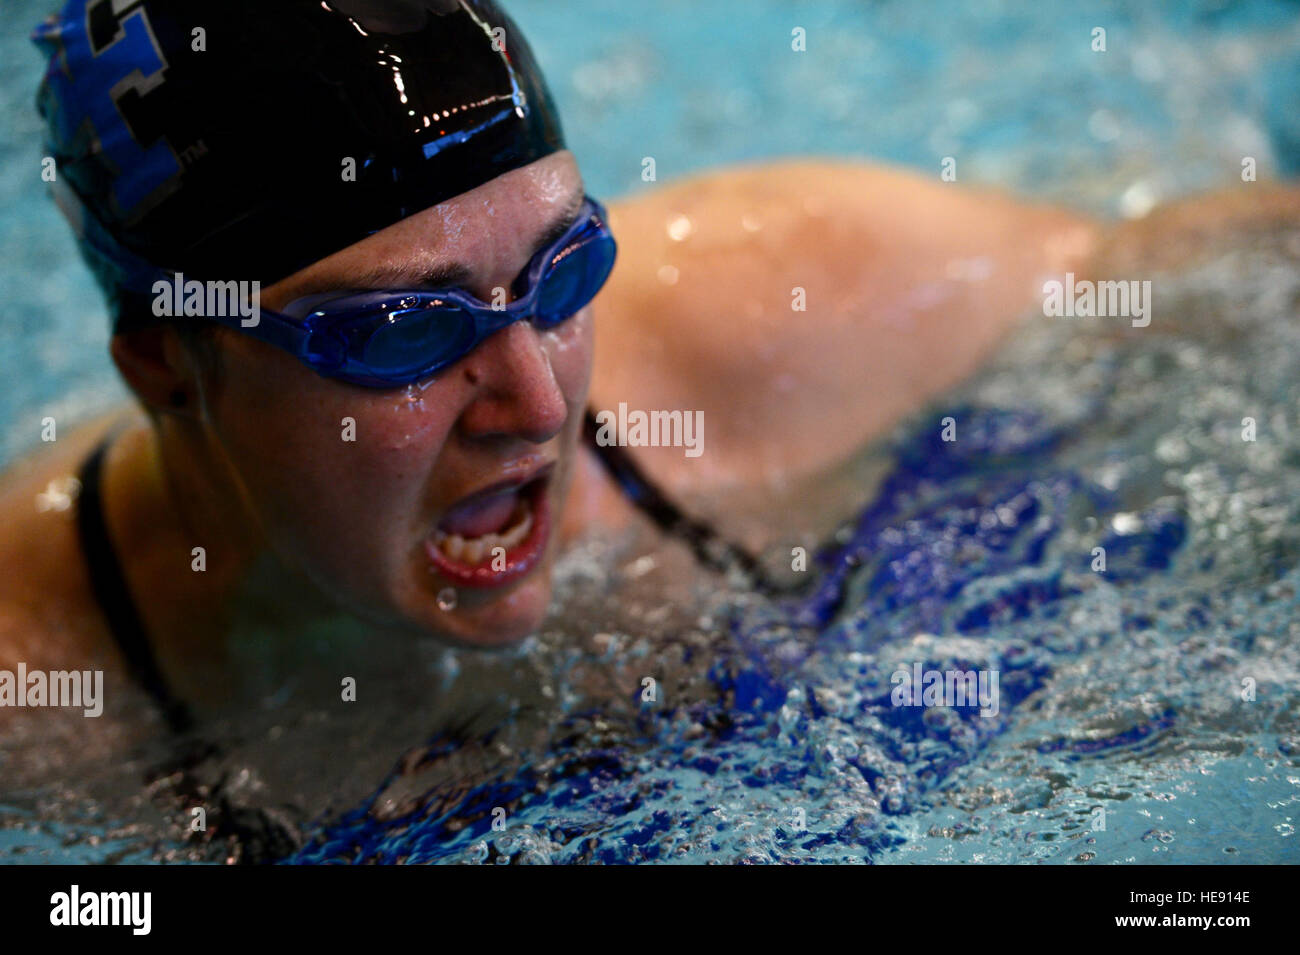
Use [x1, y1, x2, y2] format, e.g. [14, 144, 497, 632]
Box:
[2, 0, 1299, 864]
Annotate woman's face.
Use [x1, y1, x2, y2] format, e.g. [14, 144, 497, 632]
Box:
[196, 152, 593, 647]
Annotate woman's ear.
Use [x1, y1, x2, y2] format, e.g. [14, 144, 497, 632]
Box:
[109, 324, 201, 415]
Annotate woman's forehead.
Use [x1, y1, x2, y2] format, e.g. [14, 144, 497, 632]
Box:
[261, 154, 585, 306]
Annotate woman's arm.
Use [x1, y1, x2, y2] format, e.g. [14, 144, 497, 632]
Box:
[590, 159, 1100, 493]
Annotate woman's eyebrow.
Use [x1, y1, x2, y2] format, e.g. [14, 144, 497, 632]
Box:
[306, 260, 473, 295]
[403, 192, 585, 288]
[530, 192, 586, 253]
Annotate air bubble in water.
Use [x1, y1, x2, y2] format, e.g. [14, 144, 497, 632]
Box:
[778, 703, 801, 734]
[437, 587, 457, 611]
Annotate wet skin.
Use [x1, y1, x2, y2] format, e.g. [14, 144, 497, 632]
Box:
[190, 155, 591, 653]
[1, 151, 1297, 717]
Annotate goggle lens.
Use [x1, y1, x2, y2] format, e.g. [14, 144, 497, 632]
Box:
[361, 306, 472, 377]
[271, 197, 615, 386]
[535, 233, 617, 327]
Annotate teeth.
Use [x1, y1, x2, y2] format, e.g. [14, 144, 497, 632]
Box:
[442, 533, 466, 559]
[433, 498, 534, 565]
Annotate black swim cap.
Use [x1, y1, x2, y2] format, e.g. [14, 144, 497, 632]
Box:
[33, 0, 566, 328]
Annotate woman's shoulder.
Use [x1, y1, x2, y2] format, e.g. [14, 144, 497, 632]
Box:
[0, 411, 128, 670]
[591, 159, 1099, 491]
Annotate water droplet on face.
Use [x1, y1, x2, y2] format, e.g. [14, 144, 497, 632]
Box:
[385, 381, 442, 450]
[394, 382, 425, 413]
[437, 587, 457, 611]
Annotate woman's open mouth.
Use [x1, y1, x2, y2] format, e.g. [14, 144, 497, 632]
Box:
[425, 470, 552, 589]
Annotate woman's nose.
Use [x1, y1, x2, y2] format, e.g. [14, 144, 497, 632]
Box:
[456, 321, 568, 444]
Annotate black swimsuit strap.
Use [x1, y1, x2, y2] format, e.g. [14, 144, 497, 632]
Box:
[76, 440, 193, 733]
[582, 409, 787, 592]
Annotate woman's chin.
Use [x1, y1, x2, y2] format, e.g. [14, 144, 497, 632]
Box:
[410, 571, 553, 649]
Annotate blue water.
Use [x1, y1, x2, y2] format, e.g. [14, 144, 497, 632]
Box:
[2, 0, 1299, 864]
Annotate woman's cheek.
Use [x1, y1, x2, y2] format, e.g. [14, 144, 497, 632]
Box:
[544, 308, 595, 404]
[207, 347, 448, 553]
[309, 387, 461, 537]
[354, 379, 462, 454]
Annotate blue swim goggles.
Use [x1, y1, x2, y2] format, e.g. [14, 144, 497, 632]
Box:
[230, 195, 615, 388]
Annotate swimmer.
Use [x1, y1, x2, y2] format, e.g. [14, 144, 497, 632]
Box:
[2, 0, 1297, 731]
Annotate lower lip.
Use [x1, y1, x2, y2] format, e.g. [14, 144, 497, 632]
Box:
[423, 480, 551, 590]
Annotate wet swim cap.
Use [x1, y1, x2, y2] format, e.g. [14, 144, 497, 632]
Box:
[32, 0, 565, 328]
